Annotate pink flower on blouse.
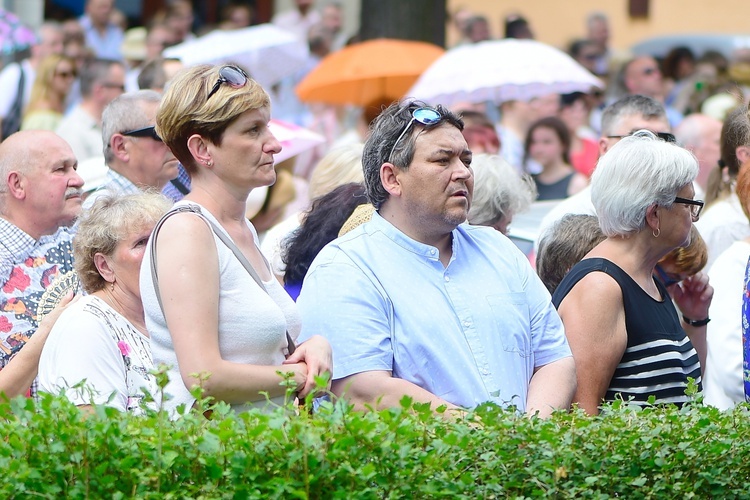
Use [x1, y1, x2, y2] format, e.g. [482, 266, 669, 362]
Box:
[117, 340, 131, 357]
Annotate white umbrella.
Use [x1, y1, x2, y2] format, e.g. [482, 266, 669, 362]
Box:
[269, 119, 325, 164]
[407, 39, 603, 107]
[163, 24, 309, 88]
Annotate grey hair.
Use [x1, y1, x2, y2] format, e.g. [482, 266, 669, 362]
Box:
[601, 95, 668, 137]
[467, 154, 536, 226]
[101, 90, 162, 163]
[674, 113, 713, 148]
[74, 191, 172, 293]
[362, 101, 463, 209]
[35, 21, 62, 41]
[536, 214, 606, 294]
[79, 58, 122, 98]
[591, 130, 698, 237]
[586, 11, 608, 27]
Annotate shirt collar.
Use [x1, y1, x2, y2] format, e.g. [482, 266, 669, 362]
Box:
[367, 211, 456, 261]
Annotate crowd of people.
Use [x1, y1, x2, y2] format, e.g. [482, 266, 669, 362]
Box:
[1, 0, 750, 420]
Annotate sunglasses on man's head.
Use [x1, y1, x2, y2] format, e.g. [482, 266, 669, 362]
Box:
[389, 106, 442, 162]
[607, 130, 676, 143]
[121, 126, 162, 142]
[206, 65, 248, 102]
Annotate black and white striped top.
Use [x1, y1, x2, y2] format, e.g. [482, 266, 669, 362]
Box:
[553, 258, 702, 407]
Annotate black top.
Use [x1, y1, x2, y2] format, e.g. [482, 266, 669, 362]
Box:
[552, 258, 702, 407]
[533, 172, 574, 201]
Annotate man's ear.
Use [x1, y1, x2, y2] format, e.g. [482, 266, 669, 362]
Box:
[6, 171, 25, 200]
[380, 163, 402, 198]
[110, 134, 128, 162]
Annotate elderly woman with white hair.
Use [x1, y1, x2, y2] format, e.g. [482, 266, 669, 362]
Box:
[466, 154, 537, 235]
[551, 131, 713, 415]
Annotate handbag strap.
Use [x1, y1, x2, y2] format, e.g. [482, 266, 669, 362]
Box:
[149, 204, 296, 355]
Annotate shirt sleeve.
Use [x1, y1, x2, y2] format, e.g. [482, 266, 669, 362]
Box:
[37, 306, 128, 411]
[518, 249, 573, 367]
[296, 247, 394, 380]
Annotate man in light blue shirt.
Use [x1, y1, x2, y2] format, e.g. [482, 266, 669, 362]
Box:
[297, 102, 576, 416]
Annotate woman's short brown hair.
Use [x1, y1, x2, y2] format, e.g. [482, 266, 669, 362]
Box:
[74, 192, 172, 293]
[155, 64, 270, 173]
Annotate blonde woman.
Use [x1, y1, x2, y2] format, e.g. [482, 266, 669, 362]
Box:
[140, 64, 331, 416]
[21, 55, 77, 132]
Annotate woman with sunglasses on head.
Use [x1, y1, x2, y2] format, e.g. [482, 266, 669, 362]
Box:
[21, 54, 77, 132]
[551, 130, 713, 415]
[140, 64, 331, 417]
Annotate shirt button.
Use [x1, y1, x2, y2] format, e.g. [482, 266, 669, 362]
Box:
[445, 276, 450, 282]
[430, 249, 436, 255]
[482, 369, 490, 375]
[463, 320, 470, 327]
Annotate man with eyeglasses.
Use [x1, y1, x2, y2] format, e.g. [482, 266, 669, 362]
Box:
[297, 102, 576, 417]
[537, 94, 676, 247]
[621, 55, 683, 129]
[56, 58, 125, 163]
[83, 90, 178, 209]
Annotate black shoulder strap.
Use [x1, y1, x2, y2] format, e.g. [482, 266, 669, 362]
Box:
[149, 204, 296, 355]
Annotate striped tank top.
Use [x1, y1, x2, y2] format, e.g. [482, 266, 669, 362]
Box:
[552, 258, 702, 407]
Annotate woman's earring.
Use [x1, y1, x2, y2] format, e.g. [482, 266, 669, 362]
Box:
[653, 227, 661, 238]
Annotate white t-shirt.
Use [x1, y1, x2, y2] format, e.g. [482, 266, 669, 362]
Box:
[695, 193, 750, 270]
[38, 295, 156, 414]
[0, 59, 33, 119]
[703, 240, 750, 410]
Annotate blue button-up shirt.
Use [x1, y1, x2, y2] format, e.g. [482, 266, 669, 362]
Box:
[297, 212, 571, 410]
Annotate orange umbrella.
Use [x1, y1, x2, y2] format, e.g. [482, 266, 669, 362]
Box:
[296, 38, 444, 106]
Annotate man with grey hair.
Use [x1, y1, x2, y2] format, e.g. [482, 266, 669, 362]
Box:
[675, 113, 722, 195]
[0, 22, 64, 139]
[84, 90, 178, 208]
[56, 58, 125, 162]
[297, 101, 575, 416]
[0, 130, 83, 397]
[537, 94, 672, 246]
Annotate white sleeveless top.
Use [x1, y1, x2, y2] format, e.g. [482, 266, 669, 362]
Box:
[140, 201, 301, 416]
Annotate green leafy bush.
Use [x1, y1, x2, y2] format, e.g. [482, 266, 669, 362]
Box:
[2, 388, 749, 498]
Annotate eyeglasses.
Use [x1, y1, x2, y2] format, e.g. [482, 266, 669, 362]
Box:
[102, 82, 125, 91]
[654, 264, 682, 287]
[121, 126, 162, 142]
[389, 106, 442, 162]
[55, 70, 76, 79]
[206, 65, 248, 102]
[607, 131, 676, 143]
[673, 196, 704, 220]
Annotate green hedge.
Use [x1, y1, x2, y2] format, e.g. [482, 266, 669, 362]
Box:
[1, 386, 749, 498]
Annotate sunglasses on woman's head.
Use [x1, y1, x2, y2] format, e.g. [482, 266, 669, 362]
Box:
[206, 65, 248, 102]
